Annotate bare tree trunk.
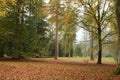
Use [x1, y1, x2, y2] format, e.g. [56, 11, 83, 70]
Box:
[14, 0, 22, 59]
[68, 42, 71, 57]
[116, 0, 120, 65]
[118, 36, 120, 64]
[97, 1, 102, 64]
[112, 0, 120, 75]
[68, 35, 71, 57]
[55, 11, 59, 59]
[70, 43, 73, 57]
[90, 28, 94, 60]
[97, 27, 102, 64]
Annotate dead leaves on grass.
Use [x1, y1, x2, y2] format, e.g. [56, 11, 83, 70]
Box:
[0, 60, 120, 80]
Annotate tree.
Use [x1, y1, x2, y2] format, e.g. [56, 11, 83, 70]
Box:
[61, 2, 78, 57]
[74, 44, 82, 57]
[0, 0, 15, 58]
[0, 0, 15, 16]
[0, 0, 49, 58]
[48, 0, 61, 59]
[78, 0, 114, 64]
[13, 0, 23, 59]
[113, 0, 120, 75]
[116, 0, 120, 65]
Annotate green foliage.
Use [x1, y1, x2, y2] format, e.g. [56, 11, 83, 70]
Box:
[74, 44, 82, 57]
[47, 39, 56, 57]
[47, 39, 64, 57]
[0, 0, 50, 59]
[0, 0, 118, 61]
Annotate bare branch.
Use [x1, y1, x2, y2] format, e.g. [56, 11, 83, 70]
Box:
[100, 0, 107, 22]
[76, 22, 97, 34]
[101, 21, 109, 31]
[102, 32, 118, 41]
[81, 21, 98, 29]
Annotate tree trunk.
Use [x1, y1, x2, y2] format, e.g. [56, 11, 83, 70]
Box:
[55, 12, 59, 59]
[68, 36, 71, 57]
[70, 43, 73, 57]
[116, 0, 120, 65]
[90, 28, 94, 60]
[113, 0, 120, 75]
[118, 36, 120, 64]
[13, 0, 23, 59]
[97, 1, 102, 64]
[97, 27, 102, 64]
[14, 0, 21, 59]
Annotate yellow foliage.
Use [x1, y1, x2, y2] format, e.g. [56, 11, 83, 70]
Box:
[0, 11, 6, 17]
[0, 0, 15, 5]
[0, 0, 15, 17]
[41, 7, 49, 16]
[49, 0, 60, 7]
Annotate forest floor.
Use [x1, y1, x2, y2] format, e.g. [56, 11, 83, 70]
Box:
[0, 58, 120, 80]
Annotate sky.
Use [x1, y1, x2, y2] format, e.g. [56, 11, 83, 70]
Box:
[76, 29, 84, 41]
[45, 0, 49, 3]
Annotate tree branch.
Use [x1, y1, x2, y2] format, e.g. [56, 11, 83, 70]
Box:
[77, 23, 97, 34]
[102, 32, 118, 41]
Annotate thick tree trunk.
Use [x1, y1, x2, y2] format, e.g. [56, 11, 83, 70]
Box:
[116, 0, 120, 64]
[113, 0, 120, 75]
[13, 0, 23, 59]
[118, 36, 120, 64]
[90, 28, 94, 60]
[97, 27, 102, 64]
[97, 1, 102, 64]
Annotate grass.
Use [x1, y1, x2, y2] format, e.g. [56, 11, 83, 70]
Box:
[0, 57, 119, 80]
[32, 57, 116, 63]
[59, 57, 90, 61]
[57, 57, 116, 63]
[101, 57, 116, 63]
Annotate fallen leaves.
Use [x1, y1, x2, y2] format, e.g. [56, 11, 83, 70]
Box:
[0, 59, 120, 80]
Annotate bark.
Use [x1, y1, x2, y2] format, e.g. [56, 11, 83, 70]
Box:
[116, 0, 120, 64]
[68, 43, 71, 57]
[15, 0, 20, 59]
[97, 1, 102, 64]
[55, 11, 59, 59]
[97, 27, 102, 64]
[14, 0, 23, 59]
[90, 28, 94, 60]
[68, 36, 71, 57]
[112, 0, 120, 75]
[70, 43, 74, 57]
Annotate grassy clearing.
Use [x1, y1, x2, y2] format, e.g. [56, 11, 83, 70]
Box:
[57, 57, 116, 63]
[59, 57, 90, 61]
[101, 57, 116, 63]
[33, 57, 116, 64]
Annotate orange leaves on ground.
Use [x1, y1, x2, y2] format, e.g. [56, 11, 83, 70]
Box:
[0, 59, 120, 80]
